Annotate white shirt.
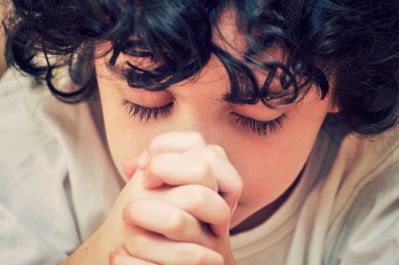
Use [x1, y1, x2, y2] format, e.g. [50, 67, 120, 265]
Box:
[0, 70, 398, 265]
[0, 70, 123, 265]
[232, 120, 399, 265]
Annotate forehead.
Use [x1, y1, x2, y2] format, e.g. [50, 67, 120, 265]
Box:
[213, 9, 247, 58]
[94, 4, 314, 107]
[213, 8, 281, 63]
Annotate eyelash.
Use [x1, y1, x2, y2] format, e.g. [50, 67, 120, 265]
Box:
[121, 100, 174, 120]
[121, 100, 287, 136]
[231, 113, 287, 136]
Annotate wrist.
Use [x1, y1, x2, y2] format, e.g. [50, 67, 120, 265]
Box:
[61, 226, 108, 265]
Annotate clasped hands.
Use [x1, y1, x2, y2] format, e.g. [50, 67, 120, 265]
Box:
[105, 132, 243, 265]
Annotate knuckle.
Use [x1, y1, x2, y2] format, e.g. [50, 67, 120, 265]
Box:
[213, 253, 225, 265]
[147, 154, 163, 173]
[219, 203, 232, 223]
[147, 152, 174, 175]
[167, 211, 189, 234]
[185, 249, 208, 265]
[193, 160, 212, 179]
[209, 144, 227, 157]
[189, 131, 205, 144]
[148, 135, 165, 154]
[123, 201, 137, 221]
[185, 249, 224, 265]
[171, 242, 224, 265]
[123, 200, 145, 225]
[127, 229, 149, 255]
[205, 148, 219, 161]
[188, 187, 208, 209]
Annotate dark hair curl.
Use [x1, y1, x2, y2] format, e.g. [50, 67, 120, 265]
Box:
[3, 0, 399, 135]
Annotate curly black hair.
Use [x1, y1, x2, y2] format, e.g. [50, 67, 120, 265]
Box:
[3, 0, 399, 135]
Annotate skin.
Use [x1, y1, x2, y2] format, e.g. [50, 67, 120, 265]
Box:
[82, 9, 338, 265]
[96, 9, 336, 226]
[97, 60, 334, 226]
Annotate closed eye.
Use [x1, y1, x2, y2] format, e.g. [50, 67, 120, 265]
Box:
[121, 100, 173, 121]
[230, 113, 287, 136]
[121, 99, 287, 136]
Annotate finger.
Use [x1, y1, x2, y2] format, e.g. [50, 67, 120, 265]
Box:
[184, 145, 243, 214]
[124, 228, 224, 265]
[163, 185, 230, 237]
[140, 132, 207, 188]
[123, 200, 212, 245]
[114, 255, 158, 265]
[144, 152, 218, 191]
[124, 158, 140, 182]
[124, 131, 207, 184]
[207, 144, 228, 158]
[109, 246, 129, 265]
[147, 131, 207, 156]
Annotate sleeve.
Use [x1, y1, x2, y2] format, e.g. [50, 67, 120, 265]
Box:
[0, 205, 68, 265]
[0, 70, 81, 265]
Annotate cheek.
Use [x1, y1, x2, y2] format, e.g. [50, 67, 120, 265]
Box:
[97, 83, 142, 179]
[95, 66, 150, 180]
[230, 94, 330, 214]
[236, 133, 315, 206]
[95, 56, 169, 181]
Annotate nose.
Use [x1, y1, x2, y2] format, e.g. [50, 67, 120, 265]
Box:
[170, 103, 226, 146]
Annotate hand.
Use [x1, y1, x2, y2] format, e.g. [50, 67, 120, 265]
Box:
[111, 131, 242, 265]
[62, 132, 241, 265]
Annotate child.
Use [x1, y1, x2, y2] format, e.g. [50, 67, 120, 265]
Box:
[1, 0, 398, 264]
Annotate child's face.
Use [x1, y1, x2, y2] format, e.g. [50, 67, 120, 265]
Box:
[94, 12, 336, 228]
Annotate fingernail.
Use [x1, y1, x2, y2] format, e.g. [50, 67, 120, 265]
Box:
[138, 150, 149, 169]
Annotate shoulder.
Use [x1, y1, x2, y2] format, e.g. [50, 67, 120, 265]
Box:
[0, 69, 82, 261]
[0, 69, 45, 133]
[0, 69, 121, 262]
[324, 126, 399, 264]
